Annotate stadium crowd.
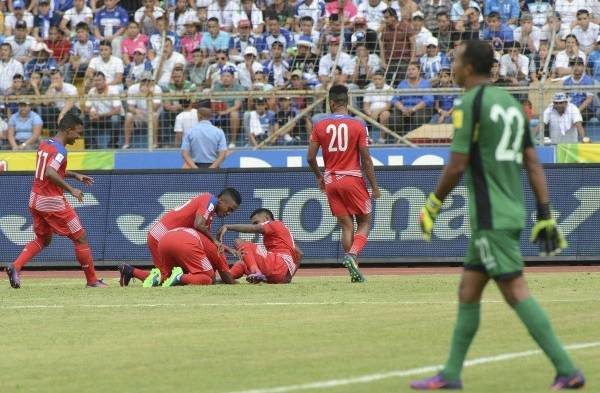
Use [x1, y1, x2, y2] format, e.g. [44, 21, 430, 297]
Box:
[0, 0, 598, 150]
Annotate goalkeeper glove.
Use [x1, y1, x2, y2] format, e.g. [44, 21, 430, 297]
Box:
[420, 192, 443, 241]
[530, 203, 568, 256]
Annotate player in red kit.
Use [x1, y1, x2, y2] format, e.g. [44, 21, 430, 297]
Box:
[217, 208, 303, 284]
[5, 114, 106, 288]
[307, 85, 380, 283]
[118, 188, 241, 287]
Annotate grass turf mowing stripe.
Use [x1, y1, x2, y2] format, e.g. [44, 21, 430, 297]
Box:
[224, 342, 600, 393]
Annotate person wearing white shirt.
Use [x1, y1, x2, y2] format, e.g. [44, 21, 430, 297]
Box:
[134, 0, 165, 35]
[357, 0, 388, 31]
[86, 40, 124, 89]
[5, 22, 36, 63]
[528, 0, 552, 27]
[555, 0, 600, 28]
[174, 103, 199, 146]
[123, 72, 162, 149]
[555, 34, 587, 76]
[412, 11, 433, 57]
[60, 0, 93, 36]
[318, 36, 355, 86]
[571, 9, 600, 53]
[4, 3, 35, 36]
[207, 0, 240, 32]
[499, 42, 530, 84]
[234, 0, 264, 34]
[236, 46, 263, 90]
[84, 71, 123, 149]
[0, 43, 24, 93]
[42, 69, 80, 130]
[151, 38, 186, 87]
[363, 70, 394, 143]
[542, 93, 586, 144]
[513, 13, 541, 53]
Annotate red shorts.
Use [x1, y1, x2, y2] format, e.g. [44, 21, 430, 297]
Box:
[238, 242, 293, 284]
[31, 207, 85, 241]
[158, 229, 215, 280]
[325, 175, 372, 217]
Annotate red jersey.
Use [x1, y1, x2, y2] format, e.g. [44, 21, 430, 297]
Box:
[198, 231, 229, 272]
[149, 193, 218, 242]
[29, 139, 71, 212]
[261, 220, 297, 261]
[310, 114, 368, 183]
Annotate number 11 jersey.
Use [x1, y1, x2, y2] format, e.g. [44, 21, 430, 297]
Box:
[32, 139, 68, 198]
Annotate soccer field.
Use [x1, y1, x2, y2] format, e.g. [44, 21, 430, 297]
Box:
[1, 270, 598, 393]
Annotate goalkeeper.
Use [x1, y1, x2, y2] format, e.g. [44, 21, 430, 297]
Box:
[411, 40, 584, 390]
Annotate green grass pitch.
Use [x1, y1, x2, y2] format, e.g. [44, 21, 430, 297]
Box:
[1, 272, 598, 393]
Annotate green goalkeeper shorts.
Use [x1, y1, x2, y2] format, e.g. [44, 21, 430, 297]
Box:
[464, 229, 524, 280]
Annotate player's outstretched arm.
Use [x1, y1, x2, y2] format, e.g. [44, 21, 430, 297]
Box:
[359, 146, 381, 199]
[66, 170, 94, 185]
[194, 214, 218, 244]
[307, 141, 325, 191]
[46, 167, 84, 202]
[219, 224, 264, 236]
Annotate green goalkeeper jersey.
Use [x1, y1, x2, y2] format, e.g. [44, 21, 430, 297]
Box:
[451, 85, 534, 231]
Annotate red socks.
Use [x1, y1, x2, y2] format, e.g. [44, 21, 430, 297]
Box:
[237, 243, 260, 274]
[13, 238, 45, 270]
[74, 242, 98, 285]
[230, 262, 246, 279]
[181, 273, 213, 285]
[349, 233, 368, 256]
[132, 268, 150, 280]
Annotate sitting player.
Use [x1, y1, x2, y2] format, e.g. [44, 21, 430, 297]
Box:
[117, 188, 241, 287]
[217, 208, 303, 284]
[119, 227, 235, 286]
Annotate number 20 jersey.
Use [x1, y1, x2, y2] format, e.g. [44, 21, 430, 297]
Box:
[310, 114, 369, 183]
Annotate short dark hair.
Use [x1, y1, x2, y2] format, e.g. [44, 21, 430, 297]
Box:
[75, 22, 89, 31]
[264, 11, 278, 21]
[460, 40, 494, 76]
[59, 113, 83, 131]
[1, 42, 12, 51]
[564, 33, 579, 44]
[300, 15, 314, 24]
[488, 11, 500, 19]
[219, 188, 242, 205]
[383, 7, 397, 18]
[93, 71, 106, 79]
[99, 39, 111, 48]
[208, 17, 219, 24]
[576, 9, 589, 16]
[329, 84, 348, 106]
[250, 208, 275, 221]
[436, 11, 449, 18]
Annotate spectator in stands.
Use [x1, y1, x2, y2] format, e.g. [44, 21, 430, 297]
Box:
[324, 0, 357, 24]
[180, 17, 202, 62]
[229, 19, 257, 63]
[587, 37, 600, 81]
[289, 37, 319, 86]
[5, 1, 34, 36]
[174, 99, 198, 146]
[235, 0, 264, 35]
[272, 0, 295, 29]
[528, 0, 552, 28]
[207, 0, 238, 32]
[185, 48, 209, 87]
[419, 36, 449, 84]
[4, 74, 31, 117]
[212, 67, 243, 147]
[357, 0, 387, 32]
[564, 57, 595, 124]
[394, 0, 418, 23]
[121, 21, 149, 63]
[124, 47, 153, 86]
[295, 0, 325, 31]
[200, 17, 231, 56]
[489, 58, 512, 86]
[173, 0, 196, 36]
[93, 0, 129, 55]
[542, 92, 585, 144]
[317, 13, 345, 51]
[554, 0, 597, 28]
[499, 42, 530, 85]
[381, 7, 415, 84]
[65, 22, 98, 83]
[295, 16, 320, 55]
[259, 12, 294, 56]
[431, 67, 455, 124]
[529, 41, 555, 82]
[84, 71, 122, 149]
[5, 20, 35, 64]
[181, 101, 228, 168]
[420, 0, 452, 32]
[318, 36, 353, 87]
[33, 0, 61, 40]
[277, 96, 306, 143]
[391, 62, 433, 136]
[555, 34, 587, 76]
[352, 41, 382, 89]
[60, 0, 93, 36]
[483, 12, 513, 46]
[24, 41, 57, 88]
[45, 26, 70, 65]
[350, 16, 377, 54]
[572, 9, 599, 54]
[135, 0, 164, 36]
[161, 67, 196, 146]
[247, 97, 276, 146]
[0, 43, 24, 94]
[41, 68, 79, 131]
[541, 13, 567, 51]
[149, 15, 180, 55]
[86, 39, 124, 90]
[412, 11, 433, 57]
[363, 69, 393, 143]
[152, 37, 186, 87]
[263, 41, 290, 87]
[450, 0, 480, 30]
[484, 0, 519, 26]
[7, 100, 42, 150]
[459, 6, 483, 40]
[288, 70, 311, 111]
[206, 48, 237, 87]
[433, 12, 453, 53]
[513, 13, 541, 54]
[236, 46, 263, 90]
[124, 71, 161, 149]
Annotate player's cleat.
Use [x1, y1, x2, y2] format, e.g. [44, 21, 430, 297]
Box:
[6, 264, 21, 289]
[86, 279, 108, 288]
[246, 272, 267, 284]
[550, 370, 585, 390]
[118, 264, 134, 287]
[410, 374, 463, 390]
[342, 254, 366, 283]
[162, 267, 183, 287]
[142, 268, 161, 288]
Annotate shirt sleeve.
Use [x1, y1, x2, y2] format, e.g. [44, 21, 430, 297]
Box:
[309, 122, 320, 143]
[174, 115, 183, 133]
[450, 95, 474, 155]
[49, 147, 67, 170]
[32, 112, 43, 126]
[261, 221, 274, 236]
[359, 121, 368, 147]
[181, 130, 191, 150]
[217, 130, 228, 152]
[196, 195, 217, 220]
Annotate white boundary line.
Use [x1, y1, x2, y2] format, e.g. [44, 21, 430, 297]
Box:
[224, 342, 599, 393]
[1, 298, 600, 310]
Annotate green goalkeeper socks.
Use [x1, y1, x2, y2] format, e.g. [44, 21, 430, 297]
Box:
[514, 297, 578, 376]
[441, 303, 481, 381]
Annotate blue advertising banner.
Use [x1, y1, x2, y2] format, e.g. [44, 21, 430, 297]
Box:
[114, 147, 556, 169]
[0, 166, 596, 267]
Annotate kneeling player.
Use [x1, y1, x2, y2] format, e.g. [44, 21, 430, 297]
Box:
[217, 208, 303, 284]
[120, 227, 235, 286]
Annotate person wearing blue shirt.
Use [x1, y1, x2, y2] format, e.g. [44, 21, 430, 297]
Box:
[247, 98, 276, 146]
[586, 38, 600, 81]
[431, 68, 456, 124]
[484, 0, 520, 25]
[181, 102, 228, 168]
[24, 42, 58, 89]
[483, 12, 513, 44]
[564, 57, 595, 123]
[256, 14, 295, 54]
[34, 0, 62, 40]
[7, 101, 43, 150]
[419, 37, 451, 82]
[93, 0, 130, 40]
[391, 62, 434, 136]
[200, 17, 232, 56]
